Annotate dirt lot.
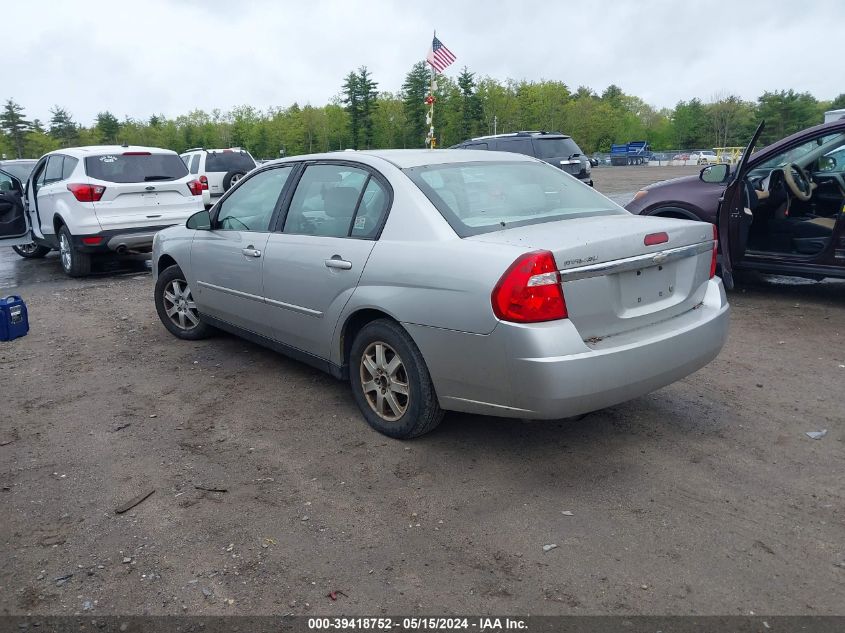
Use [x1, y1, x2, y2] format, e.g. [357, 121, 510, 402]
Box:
[1, 165, 843, 617]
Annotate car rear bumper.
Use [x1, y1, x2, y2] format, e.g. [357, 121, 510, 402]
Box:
[408, 277, 729, 419]
[71, 225, 179, 253]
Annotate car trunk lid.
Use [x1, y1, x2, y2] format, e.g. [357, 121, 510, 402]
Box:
[468, 214, 716, 340]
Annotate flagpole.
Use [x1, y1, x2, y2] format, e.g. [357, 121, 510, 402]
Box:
[428, 30, 436, 149]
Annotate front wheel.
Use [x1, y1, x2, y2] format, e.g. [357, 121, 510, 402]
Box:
[154, 265, 214, 340]
[349, 319, 443, 439]
[13, 243, 50, 259]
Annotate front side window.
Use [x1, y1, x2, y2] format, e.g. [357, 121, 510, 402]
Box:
[405, 160, 625, 238]
[215, 166, 292, 231]
[283, 164, 372, 238]
[0, 170, 17, 192]
[752, 133, 845, 173]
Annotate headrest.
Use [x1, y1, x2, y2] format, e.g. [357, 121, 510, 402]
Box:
[323, 186, 359, 217]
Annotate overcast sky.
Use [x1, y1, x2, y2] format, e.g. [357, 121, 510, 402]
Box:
[7, 0, 843, 124]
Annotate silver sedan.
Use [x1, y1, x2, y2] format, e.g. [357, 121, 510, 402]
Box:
[152, 149, 729, 438]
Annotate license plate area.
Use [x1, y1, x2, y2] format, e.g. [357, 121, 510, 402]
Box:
[618, 262, 676, 309]
[141, 193, 158, 206]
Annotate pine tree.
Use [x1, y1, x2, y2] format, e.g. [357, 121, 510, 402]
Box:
[95, 111, 120, 144]
[0, 99, 31, 158]
[49, 106, 79, 147]
[342, 71, 361, 149]
[456, 67, 483, 140]
[402, 61, 431, 147]
[357, 66, 378, 149]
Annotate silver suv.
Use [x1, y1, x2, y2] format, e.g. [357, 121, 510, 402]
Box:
[179, 148, 257, 207]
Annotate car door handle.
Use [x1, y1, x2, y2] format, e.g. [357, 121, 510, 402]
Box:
[325, 257, 352, 270]
[242, 247, 262, 258]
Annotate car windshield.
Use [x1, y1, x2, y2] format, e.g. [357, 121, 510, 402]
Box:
[84, 153, 188, 183]
[0, 162, 36, 181]
[205, 151, 255, 173]
[404, 161, 625, 238]
[532, 137, 582, 159]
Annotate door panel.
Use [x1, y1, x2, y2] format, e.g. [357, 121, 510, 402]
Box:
[262, 235, 376, 358]
[0, 170, 30, 247]
[190, 230, 272, 335]
[262, 162, 389, 359]
[188, 165, 294, 336]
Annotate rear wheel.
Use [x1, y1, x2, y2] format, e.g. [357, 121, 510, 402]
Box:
[58, 226, 91, 277]
[349, 319, 443, 439]
[12, 243, 50, 259]
[154, 265, 214, 340]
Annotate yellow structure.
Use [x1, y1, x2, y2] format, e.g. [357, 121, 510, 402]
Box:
[713, 147, 745, 164]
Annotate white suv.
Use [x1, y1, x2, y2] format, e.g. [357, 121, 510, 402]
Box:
[179, 148, 257, 207]
[0, 145, 203, 276]
[690, 150, 719, 165]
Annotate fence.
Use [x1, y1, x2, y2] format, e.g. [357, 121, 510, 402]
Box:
[591, 147, 745, 167]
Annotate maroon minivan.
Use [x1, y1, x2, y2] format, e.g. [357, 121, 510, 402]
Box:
[625, 119, 845, 288]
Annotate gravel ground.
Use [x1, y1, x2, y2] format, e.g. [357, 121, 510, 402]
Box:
[1, 166, 843, 617]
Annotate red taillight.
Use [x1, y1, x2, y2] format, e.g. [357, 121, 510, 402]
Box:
[199, 175, 209, 190]
[492, 250, 567, 323]
[67, 183, 106, 202]
[710, 224, 718, 278]
[122, 151, 151, 156]
[82, 236, 103, 246]
[644, 232, 668, 246]
[187, 180, 203, 196]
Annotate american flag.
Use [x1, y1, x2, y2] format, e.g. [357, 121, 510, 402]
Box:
[426, 36, 456, 73]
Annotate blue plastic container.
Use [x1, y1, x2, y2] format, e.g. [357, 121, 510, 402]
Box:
[0, 296, 29, 341]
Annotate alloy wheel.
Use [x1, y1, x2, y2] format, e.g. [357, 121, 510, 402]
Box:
[17, 243, 39, 255]
[59, 233, 72, 271]
[359, 341, 410, 422]
[162, 278, 200, 331]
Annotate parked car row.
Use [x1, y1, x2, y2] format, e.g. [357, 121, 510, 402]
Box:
[0, 145, 254, 276]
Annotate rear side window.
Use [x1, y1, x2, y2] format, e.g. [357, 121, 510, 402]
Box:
[283, 164, 371, 238]
[496, 138, 534, 156]
[190, 155, 200, 174]
[61, 157, 78, 180]
[204, 151, 255, 173]
[84, 153, 189, 183]
[405, 161, 624, 237]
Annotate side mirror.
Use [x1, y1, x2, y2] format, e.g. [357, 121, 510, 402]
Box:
[818, 156, 836, 172]
[700, 163, 729, 184]
[186, 209, 211, 230]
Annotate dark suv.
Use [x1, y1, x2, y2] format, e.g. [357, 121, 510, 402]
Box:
[451, 131, 593, 186]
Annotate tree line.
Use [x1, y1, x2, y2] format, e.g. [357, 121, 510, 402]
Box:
[2, 62, 843, 160]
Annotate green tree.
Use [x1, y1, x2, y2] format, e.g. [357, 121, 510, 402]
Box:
[401, 61, 431, 147]
[829, 93, 845, 111]
[49, 106, 79, 147]
[756, 90, 819, 144]
[95, 111, 120, 144]
[0, 99, 31, 158]
[342, 70, 362, 149]
[357, 66, 378, 149]
[672, 99, 708, 148]
[456, 67, 483, 140]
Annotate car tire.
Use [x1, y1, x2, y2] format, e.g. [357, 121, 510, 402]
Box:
[222, 170, 246, 191]
[12, 243, 50, 259]
[349, 319, 444, 439]
[154, 265, 214, 340]
[58, 225, 91, 277]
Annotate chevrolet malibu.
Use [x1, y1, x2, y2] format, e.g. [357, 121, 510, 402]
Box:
[150, 150, 729, 439]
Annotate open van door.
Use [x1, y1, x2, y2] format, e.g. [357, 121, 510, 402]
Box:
[717, 121, 765, 289]
[0, 169, 32, 248]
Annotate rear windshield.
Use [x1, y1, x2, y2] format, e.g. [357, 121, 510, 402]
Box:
[84, 153, 188, 183]
[532, 137, 583, 159]
[205, 151, 255, 173]
[404, 161, 624, 237]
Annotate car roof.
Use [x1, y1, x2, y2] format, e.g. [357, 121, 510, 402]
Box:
[44, 145, 178, 158]
[268, 149, 538, 169]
